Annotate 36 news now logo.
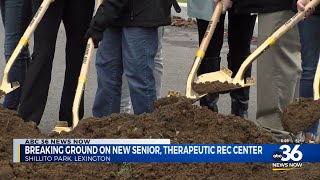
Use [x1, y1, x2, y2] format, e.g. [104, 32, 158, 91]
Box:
[272, 145, 303, 171]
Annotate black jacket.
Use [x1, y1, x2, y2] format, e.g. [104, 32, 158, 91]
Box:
[232, 0, 293, 14]
[91, 0, 178, 31]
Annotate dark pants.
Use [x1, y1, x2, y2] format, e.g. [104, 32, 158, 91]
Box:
[298, 15, 320, 98]
[18, 0, 94, 126]
[0, 0, 31, 110]
[197, 12, 256, 113]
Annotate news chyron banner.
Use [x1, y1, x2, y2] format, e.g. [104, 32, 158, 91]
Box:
[13, 139, 320, 171]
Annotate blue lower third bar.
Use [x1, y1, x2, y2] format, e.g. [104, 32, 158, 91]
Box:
[13, 144, 320, 163]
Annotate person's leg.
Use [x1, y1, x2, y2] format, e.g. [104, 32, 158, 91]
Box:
[298, 15, 320, 98]
[0, 0, 31, 110]
[228, 12, 256, 119]
[154, 26, 165, 99]
[18, 0, 64, 125]
[60, 0, 94, 126]
[297, 16, 320, 140]
[256, 10, 301, 141]
[196, 16, 225, 112]
[120, 75, 131, 113]
[120, 26, 164, 113]
[92, 28, 123, 118]
[122, 27, 157, 115]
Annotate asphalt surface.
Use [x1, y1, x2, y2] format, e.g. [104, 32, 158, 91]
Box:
[0, 25, 258, 134]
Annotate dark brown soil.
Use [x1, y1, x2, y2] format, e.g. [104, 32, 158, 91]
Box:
[282, 98, 320, 134]
[1, 100, 320, 179]
[192, 81, 242, 94]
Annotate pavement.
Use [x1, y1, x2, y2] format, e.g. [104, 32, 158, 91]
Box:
[0, 24, 258, 134]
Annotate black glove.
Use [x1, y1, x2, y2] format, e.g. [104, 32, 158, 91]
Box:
[85, 26, 104, 48]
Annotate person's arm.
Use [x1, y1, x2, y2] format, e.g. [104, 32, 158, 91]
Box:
[85, 0, 129, 48]
[92, 0, 129, 31]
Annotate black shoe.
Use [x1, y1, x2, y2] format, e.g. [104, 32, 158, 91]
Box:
[231, 98, 248, 119]
[200, 93, 219, 113]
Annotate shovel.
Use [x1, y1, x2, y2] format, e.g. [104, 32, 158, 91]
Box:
[169, 2, 223, 99]
[0, 0, 55, 98]
[52, 0, 103, 133]
[193, 0, 320, 94]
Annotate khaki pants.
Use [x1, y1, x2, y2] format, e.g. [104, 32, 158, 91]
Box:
[256, 10, 302, 140]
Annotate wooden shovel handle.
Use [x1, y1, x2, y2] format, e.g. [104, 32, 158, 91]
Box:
[233, 0, 320, 82]
[198, 2, 223, 57]
[1, 0, 54, 85]
[185, 2, 223, 98]
[72, 0, 103, 128]
[314, 60, 320, 100]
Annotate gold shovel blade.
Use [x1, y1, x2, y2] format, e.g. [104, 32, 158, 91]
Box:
[52, 121, 72, 133]
[193, 68, 255, 94]
[0, 81, 20, 98]
[195, 67, 233, 84]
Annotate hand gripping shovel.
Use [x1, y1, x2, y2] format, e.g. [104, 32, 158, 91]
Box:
[0, 0, 55, 98]
[167, 2, 223, 99]
[52, 0, 103, 133]
[193, 0, 320, 95]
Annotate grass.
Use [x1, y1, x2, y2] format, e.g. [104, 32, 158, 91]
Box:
[177, 0, 187, 3]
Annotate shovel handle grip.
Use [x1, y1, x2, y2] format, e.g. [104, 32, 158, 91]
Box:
[233, 0, 320, 83]
[271, 0, 320, 42]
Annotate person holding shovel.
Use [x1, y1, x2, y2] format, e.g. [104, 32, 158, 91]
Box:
[295, 0, 319, 99]
[120, 26, 165, 114]
[296, 0, 319, 142]
[217, 0, 302, 141]
[0, 0, 31, 110]
[187, 0, 257, 118]
[86, 0, 178, 117]
[18, 0, 95, 127]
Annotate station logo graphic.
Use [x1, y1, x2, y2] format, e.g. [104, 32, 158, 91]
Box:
[272, 145, 303, 171]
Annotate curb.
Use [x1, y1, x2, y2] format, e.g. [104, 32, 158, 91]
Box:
[171, 3, 258, 38]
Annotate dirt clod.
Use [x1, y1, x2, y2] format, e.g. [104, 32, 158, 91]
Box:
[282, 98, 320, 134]
[192, 81, 242, 94]
[171, 16, 197, 28]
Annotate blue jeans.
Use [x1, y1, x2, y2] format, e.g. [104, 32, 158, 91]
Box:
[0, 0, 31, 110]
[298, 15, 320, 98]
[120, 26, 164, 113]
[93, 27, 158, 117]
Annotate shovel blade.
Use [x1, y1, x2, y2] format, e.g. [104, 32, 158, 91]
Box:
[195, 67, 233, 84]
[193, 67, 255, 94]
[0, 81, 20, 99]
[52, 121, 72, 133]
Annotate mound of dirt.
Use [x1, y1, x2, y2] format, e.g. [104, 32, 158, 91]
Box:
[282, 98, 320, 134]
[1, 99, 320, 179]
